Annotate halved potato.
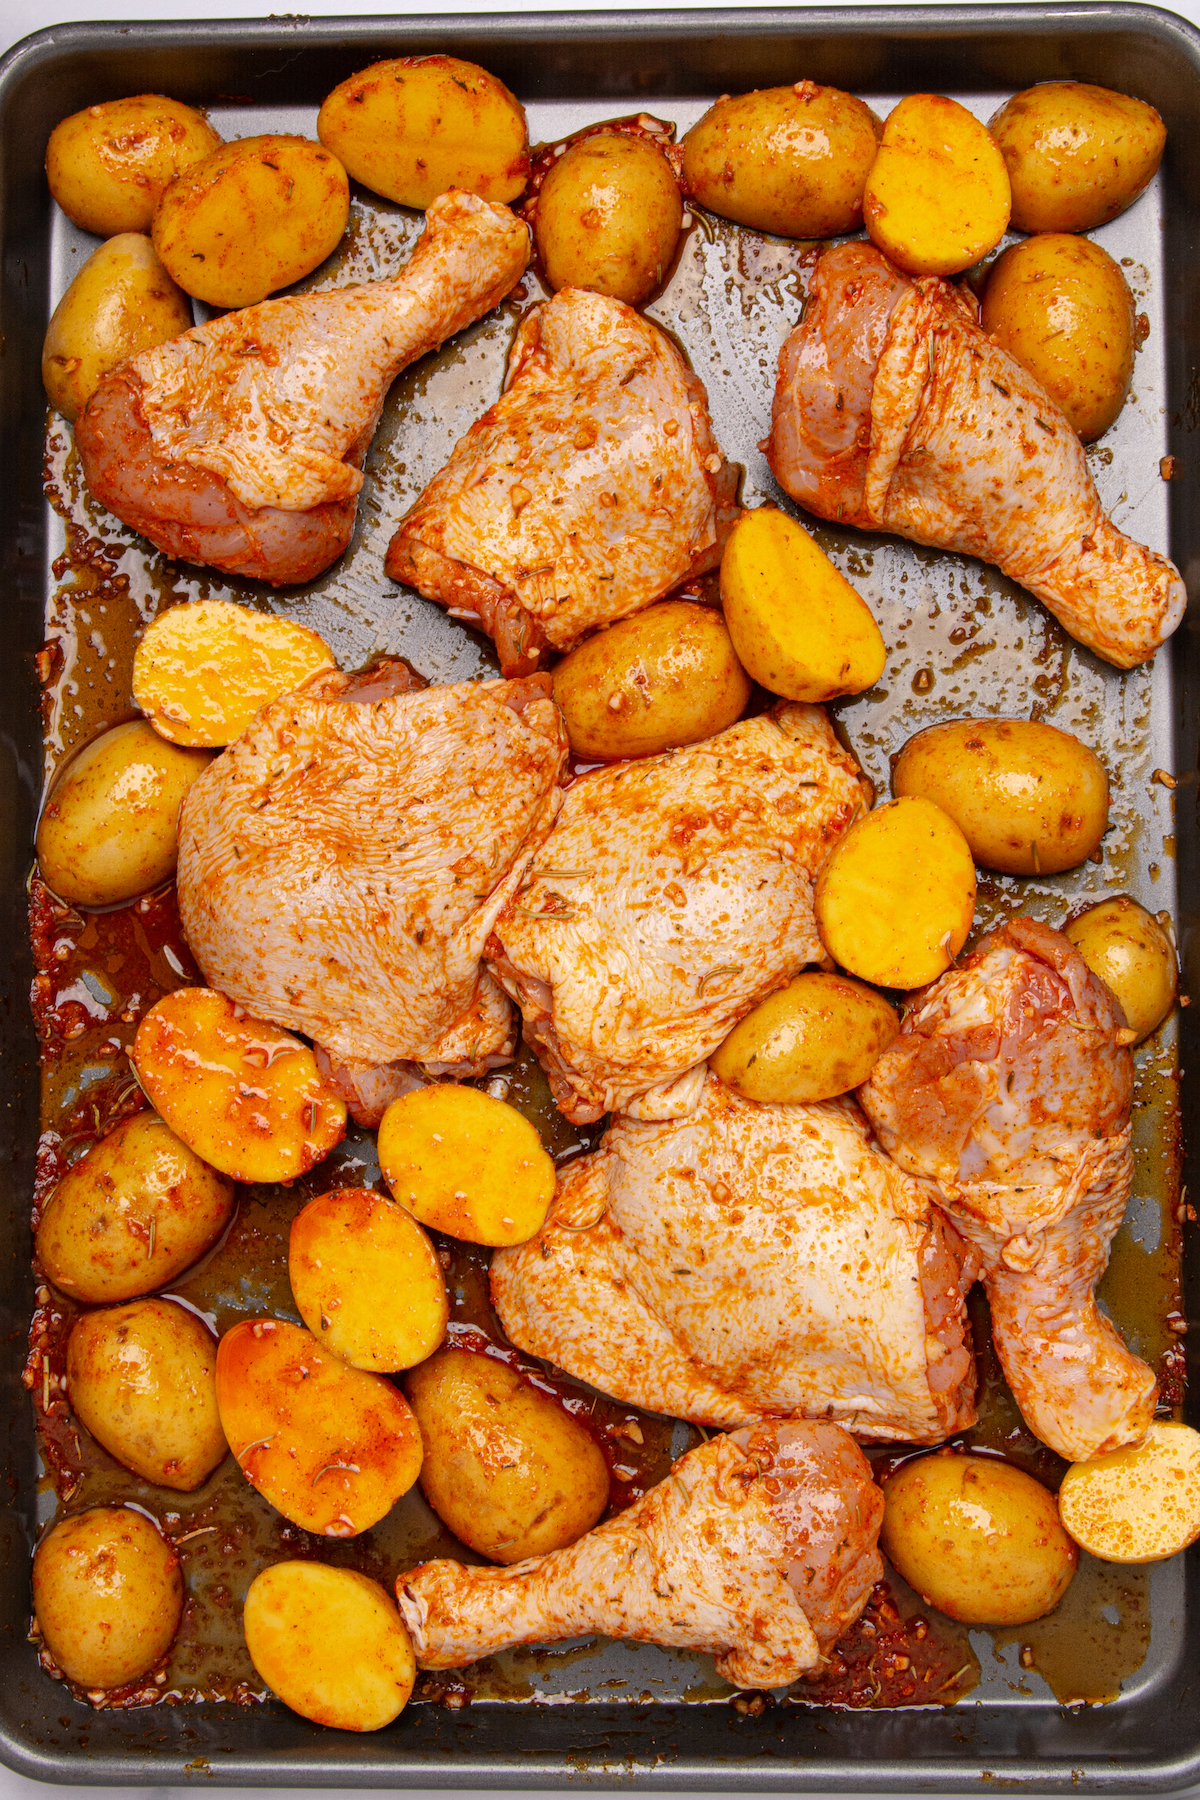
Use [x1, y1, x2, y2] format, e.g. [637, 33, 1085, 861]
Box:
[1064, 897, 1177, 1045]
[534, 131, 683, 306]
[42, 233, 192, 424]
[46, 95, 222, 237]
[33, 1507, 183, 1689]
[289, 1187, 449, 1372]
[863, 93, 1011, 276]
[989, 82, 1166, 234]
[377, 1084, 555, 1247]
[244, 1562, 415, 1730]
[133, 601, 335, 747]
[710, 971, 898, 1102]
[1057, 1423, 1200, 1563]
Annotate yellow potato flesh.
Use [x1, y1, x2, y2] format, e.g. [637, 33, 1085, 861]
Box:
[710, 971, 898, 1103]
[989, 82, 1166, 234]
[864, 93, 1011, 277]
[289, 1187, 449, 1372]
[133, 600, 335, 747]
[1058, 1423, 1200, 1563]
[42, 233, 192, 425]
[535, 132, 682, 306]
[244, 1562, 415, 1731]
[33, 1507, 183, 1689]
[378, 1084, 555, 1247]
[132, 987, 346, 1184]
[1065, 896, 1177, 1044]
[719, 507, 886, 702]
[45, 95, 222, 237]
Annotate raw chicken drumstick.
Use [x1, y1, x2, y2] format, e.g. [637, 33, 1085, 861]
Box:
[76, 191, 530, 586]
[859, 916, 1153, 1463]
[397, 1421, 884, 1687]
[768, 241, 1185, 669]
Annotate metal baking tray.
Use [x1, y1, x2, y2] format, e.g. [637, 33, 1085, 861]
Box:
[2, 1, 1200, 1787]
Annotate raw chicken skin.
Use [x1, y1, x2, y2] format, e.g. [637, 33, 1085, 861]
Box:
[768, 242, 1185, 669]
[486, 703, 870, 1123]
[385, 287, 739, 674]
[492, 1074, 978, 1441]
[859, 916, 1153, 1462]
[76, 191, 530, 585]
[397, 1421, 884, 1686]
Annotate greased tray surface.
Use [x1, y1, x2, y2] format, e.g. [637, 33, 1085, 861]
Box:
[2, 3, 1200, 1788]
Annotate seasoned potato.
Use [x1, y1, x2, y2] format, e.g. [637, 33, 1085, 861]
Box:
[720, 507, 886, 702]
[67, 1297, 227, 1491]
[244, 1562, 415, 1730]
[892, 718, 1109, 877]
[133, 600, 335, 747]
[289, 1187, 448, 1372]
[36, 720, 213, 909]
[36, 1111, 233, 1304]
[1058, 1423, 1200, 1563]
[1065, 896, 1177, 1044]
[42, 234, 192, 424]
[45, 95, 221, 237]
[814, 797, 976, 989]
[863, 93, 1011, 276]
[989, 82, 1166, 234]
[317, 55, 528, 210]
[33, 1507, 182, 1688]
[216, 1318, 422, 1536]
[152, 135, 350, 309]
[406, 1347, 610, 1563]
[681, 81, 882, 240]
[378, 1085, 555, 1247]
[535, 131, 682, 306]
[710, 971, 898, 1103]
[133, 987, 346, 1183]
[882, 1454, 1077, 1625]
[982, 235, 1134, 441]
[552, 601, 750, 761]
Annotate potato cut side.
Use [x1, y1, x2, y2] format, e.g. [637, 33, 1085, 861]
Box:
[814, 796, 976, 988]
[864, 93, 1011, 277]
[133, 987, 346, 1184]
[1058, 1423, 1200, 1563]
[710, 971, 898, 1103]
[133, 601, 335, 747]
[377, 1084, 555, 1247]
[289, 1187, 449, 1372]
[719, 507, 886, 703]
[244, 1561, 416, 1730]
[1065, 896, 1177, 1045]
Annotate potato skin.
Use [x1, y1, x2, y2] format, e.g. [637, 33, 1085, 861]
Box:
[863, 92, 1011, 277]
[710, 971, 898, 1103]
[681, 81, 882, 239]
[33, 1507, 183, 1688]
[1065, 896, 1176, 1044]
[46, 95, 221, 237]
[892, 718, 1108, 877]
[42, 233, 192, 424]
[289, 1187, 449, 1372]
[989, 82, 1166, 234]
[881, 1454, 1077, 1625]
[244, 1562, 416, 1730]
[552, 601, 750, 760]
[406, 1348, 610, 1563]
[535, 132, 682, 306]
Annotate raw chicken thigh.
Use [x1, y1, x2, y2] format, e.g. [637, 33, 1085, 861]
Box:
[76, 191, 530, 585]
[768, 242, 1185, 669]
[385, 286, 739, 674]
[492, 1073, 978, 1441]
[859, 916, 1152, 1463]
[398, 1421, 884, 1687]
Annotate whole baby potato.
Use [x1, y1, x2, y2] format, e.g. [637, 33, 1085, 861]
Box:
[46, 94, 221, 236]
[289, 1187, 449, 1372]
[36, 1111, 234, 1304]
[406, 1347, 610, 1563]
[552, 601, 751, 760]
[36, 720, 213, 908]
[710, 971, 898, 1103]
[682, 81, 882, 239]
[42, 233, 192, 424]
[33, 1506, 183, 1688]
[1065, 896, 1177, 1044]
[535, 131, 683, 306]
[881, 1454, 1077, 1625]
[982, 235, 1134, 440]
[989, 82, 1166, 234]
[153, 134, 350, 309]
[244, 1562, 416, 1731]
[892, 717, 1108, 877]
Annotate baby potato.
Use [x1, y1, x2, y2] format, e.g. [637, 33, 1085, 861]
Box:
[42, 233, 192, 424]
[551, 601, 750, 761]
[289, 1187, 448, 1372]
[36, 720, 213, 909]
[681, 81, 882, 240]
[67, 1298, 227, 1491]
[989, 82, 1166, 234]
[1065, 896, 1177, 1044]
[814, 797, 976, 989]
[710, 971, 898, 1103]
[244, 1562, 415, 1731]
[863, 93, 1011, 276]
[216, 1318, 423, 1536]
[882, 1454, 1077, 1625]
[133, 600, 335, 747]
[720, 507, 886, 702]
[1057, 1423, 1200, 1563]
[535, 131, 682, 306]
[406, 1347, 610, 1563]
[46, 95, 221, 237]
[33, 1507, 182, 1688]
[153, 134, 350, 309]
[132, 987, 347, 1184]
[892, 718, 1109, 877]
[378, 1085, 555, 1247]
[36, 1111, 233, 1304]
[317, 55, 528, 210]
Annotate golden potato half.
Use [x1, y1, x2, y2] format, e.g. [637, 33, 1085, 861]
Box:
[33, 1507, 183, 1688]
[46, 94, 221, 236]
[863, 92, 1011, 276]
[133, 600, 335, 747]
[42, 233, 192, 424]
[1065, 896, 1177, 1044]
[244, 1562, 416, 1730]
[710, 971, 898, 1103]
[289, 1187, 449, 1372]
[535, 131, 682, 306]
[378, 1084, 555, 1246]
[989, 82, 1166, 234]
[1058, 1423, 1200, 1563]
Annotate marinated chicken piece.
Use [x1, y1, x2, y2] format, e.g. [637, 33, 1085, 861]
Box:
[385, 286, 739, 674]
[859, 916, 1152, 1463]
[76, 191, 530, 585]
[768, 242, 1185, 669]
[397, 1421, 884, 1686]
[176, 662, 566, 1075]
[486, 703, 870, 1123]
[492, 1074, 978, 1442]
